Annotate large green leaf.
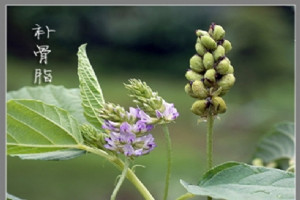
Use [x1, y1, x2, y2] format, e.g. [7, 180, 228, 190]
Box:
[253, 122, 294, 163]
[77, 44, 105, 130]
[181, 162, 295, 200]
[7, 99, 85, 160]
[7, 85, 86, 124]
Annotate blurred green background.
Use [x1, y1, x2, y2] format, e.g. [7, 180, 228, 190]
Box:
[7, 6, 294, 200]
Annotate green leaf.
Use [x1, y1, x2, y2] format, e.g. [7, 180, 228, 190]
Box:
[7, 193, 25, 200]
[7, 99, 85, 160]
[181, 162, 295, 200]
[253, 122, 294, 163]
[7, 85, 86, 124]
[77, 44, 105, 130]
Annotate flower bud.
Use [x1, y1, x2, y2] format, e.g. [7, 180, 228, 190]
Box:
[227, 64, 234, 74]
[185, 70, 203, 81]
[212, 25, 225, 41]
[204, 69, 216, 85]
[218, 74, 235, 95]
[195, 42, 206, 56]
[184, 83, 198, 98]
[191, 99, 208, 116]
[200, 35, 217, 50]
[212, 96, 226, 114]
[222, 40, 232, 53]
[196, 29, 209, 37]
[192, 80, 208, 99]
[213, 45, 225, 61]
[190, 54, 205, 73]
[215, 58, 230, 75]
[203, 52, 214, 70]
[252, 158, 264, 166]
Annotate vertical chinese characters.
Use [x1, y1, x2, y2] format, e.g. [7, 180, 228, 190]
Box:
[32, 24, 55, 84]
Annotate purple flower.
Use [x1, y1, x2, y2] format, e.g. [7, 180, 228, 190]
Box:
[155, 101, 179, 122]
[102, 120, 119, 132]
[139, 110, 155, 124]
[127, 107, 140, 119]
[104, 131, 156, 157]
[132, 120, 154, 134]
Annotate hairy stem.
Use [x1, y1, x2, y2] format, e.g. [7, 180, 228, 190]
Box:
[176, 193, 195, 200]
[79, 145, 155, 200]
[111, 157, 130, 200]
[206, 114, 214, 200]
[162, 125, 172, 200]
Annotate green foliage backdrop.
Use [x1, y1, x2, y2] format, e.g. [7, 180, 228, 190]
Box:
[7, 6, 294, 200]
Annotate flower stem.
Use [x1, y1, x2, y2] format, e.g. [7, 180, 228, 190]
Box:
[162, 125, 172, 200]
[110, 157, 130, 200]
[206, 114, 214, 200]
[176, 193, 195, 200]
[79, 145, 155, 200]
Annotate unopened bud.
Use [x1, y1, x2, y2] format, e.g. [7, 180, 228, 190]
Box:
[252, 158, 264, 166]
[222, 40, 232, 53]
[185, 83, 198, 98]
[212, 96, 226, 114]
[195, 42, 206, 56]
[200, 35, 217, 50]
[185, 70, 203, 81]
[203, 52, 214, 70]
[190, 55, 205, 73]
[191, 99, 208, 116]
[204, 69, 216, 85]
[218, 74, 235, 95]
[227, 64, 234, 74]
[196, 29, 209, 37]
[212, 25, 225, 41]
[192, 80, 208, 99]
[215, 58, 230, 75]
[213, 45, 225, 61]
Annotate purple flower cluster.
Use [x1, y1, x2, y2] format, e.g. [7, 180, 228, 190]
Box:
[103, 107, 156, 157]
[139, 100, 179, 124]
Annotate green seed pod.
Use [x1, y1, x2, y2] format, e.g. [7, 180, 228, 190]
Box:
[212, 96, 227, 114]
[222, 40, 232, 53]
[192, 80, 208, 99]
[212, 25, 225, 41]
[218, 74, 235, 95]
[185, 70, 203, 81]
[195, 42, 206, 56]
[215, 58, 230, 75]
[191, 99, 208, 116]
[184, 83, 198, 98]
[196, 29, 209, 37]
[190, 54, 205, 73]
[227, 64, 234, 74]
[213, 45, 225, 61]
[203, 52, 214, 69]
[200, 35, 217, 50]
[204, 69, 216, 86]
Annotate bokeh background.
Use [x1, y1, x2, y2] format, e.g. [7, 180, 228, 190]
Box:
[7, 6, 294, 200]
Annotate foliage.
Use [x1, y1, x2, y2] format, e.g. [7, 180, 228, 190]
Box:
[181, 162, 295, 200]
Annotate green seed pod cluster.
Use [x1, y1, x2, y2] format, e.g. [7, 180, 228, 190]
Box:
[80, 124, 106, 149]
[185, 23, 235, 118]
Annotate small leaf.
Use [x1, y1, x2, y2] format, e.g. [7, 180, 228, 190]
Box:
[253, 122, 294, 163]
[7, 99, 85, 160]
[7, 85, 86, 124]
[77, 44, 105, 130]
[181, 162, 295, 200]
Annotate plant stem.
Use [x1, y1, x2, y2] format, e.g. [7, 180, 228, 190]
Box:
[110, 157, 130, 200]
[176, 193, 195, 200]
[162, 125, 172, 200]
[206, 114, 214, 200]
[79, 145, 155, 200]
